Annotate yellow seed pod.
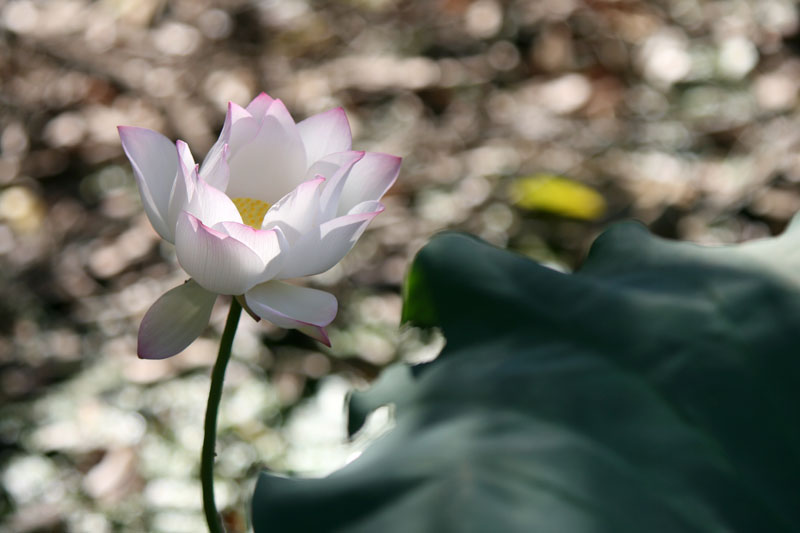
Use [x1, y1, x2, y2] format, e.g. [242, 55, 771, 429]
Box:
[232, 197, 271, 229]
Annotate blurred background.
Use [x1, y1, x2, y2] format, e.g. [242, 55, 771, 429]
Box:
[1, 0, 799, 531]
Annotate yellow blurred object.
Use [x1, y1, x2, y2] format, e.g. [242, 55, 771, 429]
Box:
[0, 186, 45, 233]
[509, 174, 606, 220]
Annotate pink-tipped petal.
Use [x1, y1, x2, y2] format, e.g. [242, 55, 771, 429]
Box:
[244, 281, 337, 346]
[245, 92, 275, 121]
[225, 99, 307, 202]
[337, 152, 401, 216]
[118, 126, 178, 240]
[175, 212, 268, 295]
[261, 177, 326, 240]
[138, 280, 217, 359]
[297, 107, 353, 167]
[275, 200, 384, 279]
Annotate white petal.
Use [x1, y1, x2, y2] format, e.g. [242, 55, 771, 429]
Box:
[203, 102, 260, 169]
[185, 176, 243, 227]
[245, 92, 275, 121]
[337, 152, 401, 216]
[213, 221, 286, 282]
[175, 212, 269, 295]
[275, 200, 384, 279]
[225, 99, 307, 202]
[226, 103, 262, 156]
[168, 165, 242, 236]
[199, 142, 230, 191]
[118, 126, 178, 240]
[307, 151, 364, 222]
[166, 140, 199, 237]
[245, 281, 337, 345]
[176, 139, 196, 174]
[297, 107, 352, 167]
[261, 177, 325, 240]
[138, 280, 217, 359]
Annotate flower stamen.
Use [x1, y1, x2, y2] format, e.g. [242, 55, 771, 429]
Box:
[232, 197, 270, 229]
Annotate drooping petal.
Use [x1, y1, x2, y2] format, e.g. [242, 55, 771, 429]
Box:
[225, 99, 307, 201]
[275, 200, 384, 279]
[297, 107, 353, 167]
[261, 177, 325, 240]
[175, 212, 269, 295]
[245, 281, 337, 345]
[138, 280, 217, 359]
[337, 152, 401, 216]
[118, 126, 178, 240]
[245, 92, 275, 122]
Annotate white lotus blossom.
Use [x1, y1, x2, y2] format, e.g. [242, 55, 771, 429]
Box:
[118, 93, 400, 358]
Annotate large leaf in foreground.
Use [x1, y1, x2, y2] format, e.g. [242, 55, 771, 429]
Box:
[253, 221, 800, 532]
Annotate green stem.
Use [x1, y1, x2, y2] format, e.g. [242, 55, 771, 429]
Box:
[201, 297, 242, 533]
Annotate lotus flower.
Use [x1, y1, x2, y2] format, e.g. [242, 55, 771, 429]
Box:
[118, 93, 400, 358]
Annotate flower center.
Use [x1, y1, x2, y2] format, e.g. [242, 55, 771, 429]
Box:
[232, 197, 271, 229]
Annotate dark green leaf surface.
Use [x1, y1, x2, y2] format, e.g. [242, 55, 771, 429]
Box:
[253, 221, 800, 532]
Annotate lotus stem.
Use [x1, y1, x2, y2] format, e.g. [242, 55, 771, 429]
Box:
[201, 297, 242, 533]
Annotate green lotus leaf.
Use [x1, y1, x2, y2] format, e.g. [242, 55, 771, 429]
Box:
[253, 218, 800, 532]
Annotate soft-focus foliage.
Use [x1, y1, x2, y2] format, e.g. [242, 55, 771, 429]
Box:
[2, 0, 800, 530]
[254, 224, 800, 532]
